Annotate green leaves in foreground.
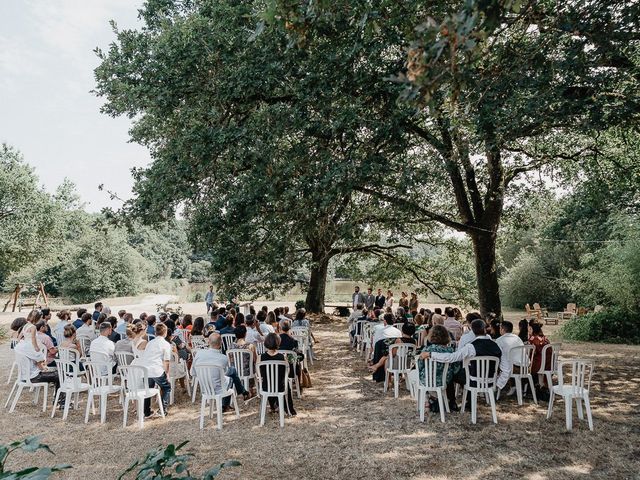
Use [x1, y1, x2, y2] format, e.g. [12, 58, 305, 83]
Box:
[0, 436, 71, 479]
[118, 441, 240, 480]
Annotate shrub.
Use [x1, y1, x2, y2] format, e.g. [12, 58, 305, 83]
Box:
[295, 300, 305, 310]
[559, 308, 640, 344]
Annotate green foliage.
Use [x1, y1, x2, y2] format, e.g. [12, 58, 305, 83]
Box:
[118, 441, 239, 480]
[560, 308, 640, 345]
[0, 436, 71, 479]
[295, 300, 305, 310]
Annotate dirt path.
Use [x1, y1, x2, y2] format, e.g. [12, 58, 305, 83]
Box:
[1, 320, 639, 479]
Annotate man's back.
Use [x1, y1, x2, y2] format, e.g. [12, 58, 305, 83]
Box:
[192, 348, 227, 394]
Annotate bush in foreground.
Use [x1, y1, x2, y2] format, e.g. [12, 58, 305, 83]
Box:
[559, 308, 640, 344]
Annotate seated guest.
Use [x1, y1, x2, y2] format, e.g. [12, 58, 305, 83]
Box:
[235, 312, 245, 327]
[131, 321, 148, 354]
[518, 319, 529, 343]
[192, 316, 205, 337]
[181, 314, 193, 332]
[205, 310, 219, 332]
[372, 313, 402, 346]
[116, 312, 134, 336]
[495, 321, 523, 364]
[488, 318, 502, 340]
[90, 322, 116, 364]
[220, 314, 236, 335]
[292, 308, 318, 357]
[146, 315, 157, 336]
[165, 320, 191, 361]
[368, 322, 417, 382]
[262, 311, 277, 335]
[53, 310, 71, 342]
[135, 323, 172, 418]
[73, 308, 87, 329]
[459, 312, 482, 349]
[115, 325, 136, 355]
[279, 319, 300, 352]
[259, 333, 296, 415]
[92, 302, 103, 322]
[191, 333, 251, 408]
[9, 317, 27, 342]
[443, 307, 463, 341]
[35, 320, 57, 366]
[529, 322, 551, 386]
[76, 312, 97, 341]
[245, 317, 264, 345]
[410, 325, 462, 411]
[419, 319, 511, 404]
[215, 307, 227, 331]
[15, 325, 63, 405]
[107, 316, 121, 342]
[348, 303, 365, 328]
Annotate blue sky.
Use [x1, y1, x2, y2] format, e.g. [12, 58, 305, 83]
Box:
[1, 0, 149, 212]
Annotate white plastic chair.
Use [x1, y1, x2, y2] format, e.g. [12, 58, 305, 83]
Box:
[227, 348, 255, 393]
[116, 351, 135, 368]
[51, 359, 90, 420]
[415, 357, 450, 423]
[538, 343, 562, 388]
[77, 337, 92, 360]
[547, 359, 594, 431]
[352, 320, 366, 350]
[461, 356, 499, 424]
[278, 349, 301, 399]
[360, 323, 374, 360]
[291, 327, 313, 366]
[221, 334, 236, 353]
[384, 343, 416, 398]
[5, 353, 50, 413]
[84, 360, 123, 424]
[191, 335, 207, 350]
[509, 345, 538, 405]
[6, 339, 19, 385]
[54, 330, 66, 349]
[168, 352, 191, 405]
[256, 360, 289, 428]
[193, 364, 240, 430]
[255, 342, 266, 356]
[119, 365, 165, 428]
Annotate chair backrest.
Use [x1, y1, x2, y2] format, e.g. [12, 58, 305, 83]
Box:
[566, 303, 577, 313]
[54, 330, 65, 347]
[257, 360, 289, 395]
[416, 357, 450, 389]
[58, 347, 82, 365]
[290, 327, 308, 338]
[182, 330, 192, 345]
[15, 352, 35, 384]
[277, 349, 299, 368]
[539, 343, 561, 373]
[116, 351, 134, 367]
[387, 343, 416, 372]
[191, 335, 207, 350]
[221, 334, 236, 353]
[78, 337, 91, 357]
[557, 359, 593, 394]
[510, 345, 535, 375]
[91, 351, 111, 365]
[464, 356, 499, 390]
[353, 320, 366, 337]
[85, 361, 116, 389]
[194, 364, 226, 396]
[291, 333, 308, 352]
[119, 365, 151, 395]
[533, 303, 542, 311]
[448, 340, 458, 351]
[227, 348, 254, 379]
[393, 323, 404, 331]
[525, 303, 532, 314]
[55, 359, 83, 389]
[255, 342, 266, 356]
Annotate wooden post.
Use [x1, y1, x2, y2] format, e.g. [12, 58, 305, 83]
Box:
[39, 282, 49, 308]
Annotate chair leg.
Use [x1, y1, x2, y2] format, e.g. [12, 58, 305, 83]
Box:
[199, 397, 206, 430]
[100, 394, 107, 423]
[216, 399, 223, 430]
[51, 389, 61, 418]
[564, 395, 573, 431]
[545, 372, 553, 389]
[6, 363, 16, 384]
[259, 396, 267, 427]
[461, 388, 467, 414]
[137, 399, 144, 428]
[419, 390, 425, 422]
[436, 389, 446, 423]
[488, 389, 497, 424]
[9, 385, 23, 413]
[471, 391, 477, 424]
[5, 382, 17, 408]
[546, 390, 555, 419]
[515, 377, 523, 406]
[383, 372, 389, 393]
[278, 396, 285, 428]
[85, 394, 92, 423]
[169, 379, 175, 405]
[394, 373, 400, 399]
[123, 398, 129, 427]
[576, 397, 584, 420]
[584, 395, 593, 431]
[62, 392, 71, 420]
[527, 376, 538, 404]
[232, 394, 240, 418]
[191, 379, 198, 403]
[157, 392, 165, 418]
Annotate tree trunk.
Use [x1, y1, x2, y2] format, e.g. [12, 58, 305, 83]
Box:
[470, 232, 502, 319]
[305, 254, 330, 313]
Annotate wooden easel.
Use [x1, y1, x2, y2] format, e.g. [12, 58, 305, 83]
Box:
[2, 283, 49, 312]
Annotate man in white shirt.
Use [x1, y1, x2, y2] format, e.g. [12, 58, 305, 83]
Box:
[495, 321, 525, 366]
[90, 322, 116, 365]
[458, 312, 483, 350]
[372, 313, 402, 346]
[76, 313, 97, 341]
[190, 333, 249, 408]
[138, 323, 172, 417]
[420, 319, 511, 407]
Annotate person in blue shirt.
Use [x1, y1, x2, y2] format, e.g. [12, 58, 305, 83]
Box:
[215, 307, 227, 331]
[92, 302, 103, 322]
[204, 286, 215, 314]
[146, 314, 157, 336]
[73, 307, 87, 329]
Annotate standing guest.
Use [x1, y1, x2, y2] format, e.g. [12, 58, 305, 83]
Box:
[374, 289, 386, 310]
[409, 292, 419, 315]
[115, 325, 136, 355]
[399, 292, 409, 310]
[107, 316, 121, 342]
[90, 322, 116, 364]
[76, 313, 97, 341]
[518, 319, 529, 343]
[146, 315, 157, 336]
[259, 333, 296, 415]
[205, 285, 215, 314]
[352, 286, 365, 310]
[73, 308, 87, 329]
[191, 333, 251, 410]
[443, 307, 464, 341]
[385, 290, 395, 308]
[364, 288, 375, 311]
[246, 317, 264, 344]
[54, 310, 72, 342]
[136, 323, 172, 418]
[35, 320, 57, 366]
[92, 302, 103, 322]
